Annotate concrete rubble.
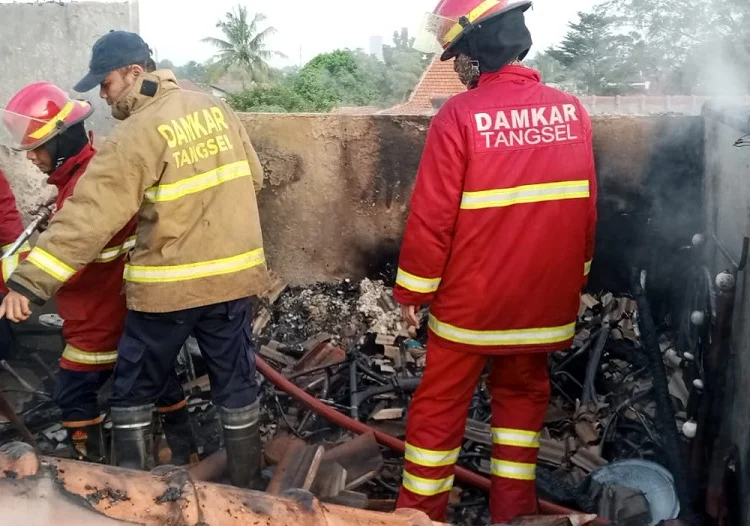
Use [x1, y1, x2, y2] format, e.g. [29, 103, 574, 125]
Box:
[0, 275, 696, 525]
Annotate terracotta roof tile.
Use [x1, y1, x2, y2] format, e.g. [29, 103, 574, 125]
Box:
[379, 57, 466, 115]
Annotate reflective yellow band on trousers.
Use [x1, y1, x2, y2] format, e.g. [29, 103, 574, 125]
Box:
[491, 459, 537, 481]
[95, 236, 137, 263]
[124, 248, 265, 283]
[144, 160, 251, 202]
[405, 442, 460, 467]
[442, 0, 500, 45]
[27, 247, 76, 282]
[402, 470, 455, 496]
[584, 259, 592, 276]
[396, 268, 441, 294]
[1, 241, 31, 281]
[492, 427, 541, 448]
[460, 180, 590, 210]
[62, 344, 118, 366]
[429, 314, 575, 346]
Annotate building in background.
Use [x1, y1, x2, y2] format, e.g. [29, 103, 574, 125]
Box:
[379, 57, 466, 115]
[369, 36, 384, 62]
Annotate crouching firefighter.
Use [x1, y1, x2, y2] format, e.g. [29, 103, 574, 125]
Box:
[0, 31, 268, 486]
[0, 82, 198, 465]
[395, 1, 598, 523]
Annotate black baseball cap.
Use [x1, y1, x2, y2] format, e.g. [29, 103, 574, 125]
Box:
[74, 30, 152, 93]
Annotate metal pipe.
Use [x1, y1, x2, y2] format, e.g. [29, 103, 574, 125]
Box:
[0, 390, 37, 448]
[256, 356, 609, 524]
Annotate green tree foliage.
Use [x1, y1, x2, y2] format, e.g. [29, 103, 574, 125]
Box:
[202, 5, 285, 87]
[159, 60, 211, 84]
[535, 0, 750, 95]
[546, 10, 638, 94]
[229, 29, 431, 113]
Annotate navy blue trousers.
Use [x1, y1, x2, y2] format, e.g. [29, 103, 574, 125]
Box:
[54, 367, 186, 424]
[110, 298, 257, 410]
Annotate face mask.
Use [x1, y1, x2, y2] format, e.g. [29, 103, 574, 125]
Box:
[454, 55, 480, 90]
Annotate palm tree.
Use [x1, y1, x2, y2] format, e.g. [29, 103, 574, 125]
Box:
[202, 5, 285, 88]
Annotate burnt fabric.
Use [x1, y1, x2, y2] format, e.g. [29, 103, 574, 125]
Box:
[110, 298, 258, 410]
[54, 367, 186, 425]
[393, 65, 597, 355]
[395, 338, 551, 523]
[0, 168, 28, 295]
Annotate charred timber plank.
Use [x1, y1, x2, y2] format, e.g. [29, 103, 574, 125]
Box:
[267, 443, 325, 495]
[321, 432, 384, 490]
[0, 442, 448, 525]
[310, 460, 347, 499]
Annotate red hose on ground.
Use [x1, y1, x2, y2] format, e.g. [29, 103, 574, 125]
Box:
[256, 356, 608, 524]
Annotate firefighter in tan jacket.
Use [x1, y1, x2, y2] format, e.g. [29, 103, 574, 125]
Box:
[0, 31, 269, 486]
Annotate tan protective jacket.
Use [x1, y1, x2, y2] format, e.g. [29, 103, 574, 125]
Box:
[9, 70, 269, 313]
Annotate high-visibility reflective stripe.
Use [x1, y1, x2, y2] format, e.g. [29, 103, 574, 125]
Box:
[144, 160, 251, 202]
[156, 399, 187, 413]
[460, 180, 590, 210]
[28, 101, 88, 140]
[95, 236, 137, 263]
[492, 427, 541, 448]
[1, 242, 30, 282]
[443, 0, 500, 45]
[405, 442, 460, 467]
[2, 241, 31, 253]
[491, 459, 537, 481]
[27, 247, 75, 282]
[429, 314, 575, 347]
[401, 471, 454, 496]
[124, 248, 265, 283]
[62, 415, 105, 428]
[62, 344, 118, 366]
[584, 259, 592, 276]
[396, 268, 441, 294]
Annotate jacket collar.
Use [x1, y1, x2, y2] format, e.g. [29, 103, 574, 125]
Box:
[477, 65, 541, 87]
[47, 142, 97, 190]
[116, 69, 180, 119]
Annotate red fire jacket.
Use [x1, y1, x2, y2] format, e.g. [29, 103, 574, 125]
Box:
[0, 168, 29, 294]
[394, 66, 597, 355]
[1, 144, 136, 371]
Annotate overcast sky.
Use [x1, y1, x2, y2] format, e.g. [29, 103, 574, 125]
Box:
[138, 0, 601, 67]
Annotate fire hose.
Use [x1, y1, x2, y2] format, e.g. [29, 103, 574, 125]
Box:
[256, 355, 609, 524]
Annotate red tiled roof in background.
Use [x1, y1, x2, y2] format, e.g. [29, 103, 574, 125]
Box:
[379, 56, 467, 115]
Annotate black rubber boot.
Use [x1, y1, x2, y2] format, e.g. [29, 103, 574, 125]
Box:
[160, 405, 200, 466]
[67, 421, 107, 463]
[111, 404, 155, 471]
[220, 401, 261, 488]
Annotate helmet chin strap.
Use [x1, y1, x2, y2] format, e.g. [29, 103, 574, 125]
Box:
[458, 16, 482, 77]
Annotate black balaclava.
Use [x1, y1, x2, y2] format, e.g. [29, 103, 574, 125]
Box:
[450, 8, 533, 75]
[43, 122, 89, 171]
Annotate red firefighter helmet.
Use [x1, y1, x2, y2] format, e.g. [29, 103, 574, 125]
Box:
[1, 82, 93, 151]
[414, 0, 532, 59]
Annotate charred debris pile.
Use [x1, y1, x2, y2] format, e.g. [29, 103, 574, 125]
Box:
[251, 276, 690, 525]
[0, 275, 695, 525]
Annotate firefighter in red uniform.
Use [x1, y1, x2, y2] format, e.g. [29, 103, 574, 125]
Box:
[0, 82, 198, 465]
[394, 1, 598, 523]
[0, 168, 29, 355]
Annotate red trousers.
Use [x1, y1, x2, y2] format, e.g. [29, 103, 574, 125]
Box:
[395, 338, 551, 523]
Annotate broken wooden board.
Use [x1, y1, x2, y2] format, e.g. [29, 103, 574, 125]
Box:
[266, 444, 325, 495]
[309, 460, 347, 499]
[322, 432, 384, 490]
